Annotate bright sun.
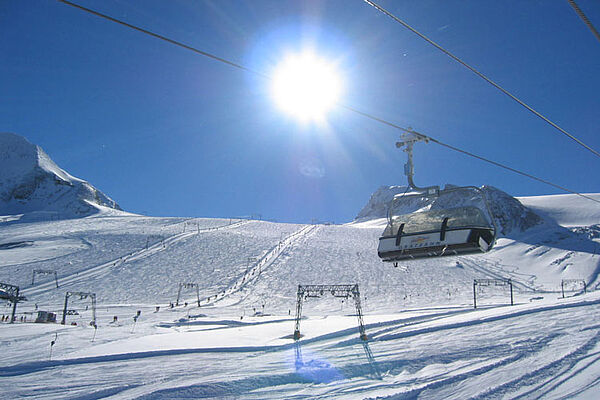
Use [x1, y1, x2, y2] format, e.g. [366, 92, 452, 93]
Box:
[271, 52, 342, 122]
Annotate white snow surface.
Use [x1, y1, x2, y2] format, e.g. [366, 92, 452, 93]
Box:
[518, 193, 600, 227]
[1, 192, 600, 399]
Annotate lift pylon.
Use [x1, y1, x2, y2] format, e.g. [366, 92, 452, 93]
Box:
[176, 283, 201, 307]
[293, 284, 368, 341]
[0, 282, 26, 323]
[561, 279, 587, 298]
[61, 291, 96, 326]
[31, 269, 59, 288]
[473, 279, 513, 309]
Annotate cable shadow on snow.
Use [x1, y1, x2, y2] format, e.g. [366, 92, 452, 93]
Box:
[472, 329, 600, 400]
[157, 317, 294, 329]
[0, 312, 448, 379]
[372, 297, 600, 344]
[129, 330, 558, 400]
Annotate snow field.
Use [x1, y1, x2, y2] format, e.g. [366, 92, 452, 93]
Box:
[0, 198, 599, 399]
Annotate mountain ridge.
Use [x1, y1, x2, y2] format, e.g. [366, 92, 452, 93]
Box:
[355, 184, 542, 237]
[0, 132, 121, 219]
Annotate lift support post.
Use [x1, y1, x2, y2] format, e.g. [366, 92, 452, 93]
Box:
[0, 282, 26, 323]
[294, 284, 368, 341]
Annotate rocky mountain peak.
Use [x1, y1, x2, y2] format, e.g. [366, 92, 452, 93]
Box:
[0, 132, 121, 219]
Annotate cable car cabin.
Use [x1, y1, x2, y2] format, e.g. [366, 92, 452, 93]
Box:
[378, 206, 495, 261]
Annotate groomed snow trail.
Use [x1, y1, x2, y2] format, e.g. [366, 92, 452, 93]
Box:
[2, 293, 599, 400]
[209, 224, 319, 306]
[22, 219, 249, 298]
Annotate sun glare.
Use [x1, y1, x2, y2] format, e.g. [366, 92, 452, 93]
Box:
[271, 52, 342, 122]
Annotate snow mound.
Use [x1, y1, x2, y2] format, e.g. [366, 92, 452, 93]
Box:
[0, 132, 121, 218]
[518, 193, 600, 227]
[355, 184, 542, 236]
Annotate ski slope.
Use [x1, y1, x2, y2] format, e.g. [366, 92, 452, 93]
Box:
[1, 193, 600, 399]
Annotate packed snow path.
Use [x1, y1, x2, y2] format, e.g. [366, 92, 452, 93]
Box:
[208, 224, 319, 306]
[22, 218, 250, 299]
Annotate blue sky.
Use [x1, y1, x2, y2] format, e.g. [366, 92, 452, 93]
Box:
[2, 0, 599, 223]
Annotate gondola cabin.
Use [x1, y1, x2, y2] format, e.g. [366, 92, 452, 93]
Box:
[378, 206, 495, 261]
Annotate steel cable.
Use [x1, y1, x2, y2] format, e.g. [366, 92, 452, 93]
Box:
[362, 0, 600, 159]
[567, 0, 600, 44]
[57, 0, 600, 205]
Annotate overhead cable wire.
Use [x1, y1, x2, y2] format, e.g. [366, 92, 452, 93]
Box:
[343, 105, 600, 204]
[57, 0, 267, 79]
[362, 0, 600, 159]
[57, 0, 600, 205]
[567, 0, 600, 44]
[429, 138, 600, 204]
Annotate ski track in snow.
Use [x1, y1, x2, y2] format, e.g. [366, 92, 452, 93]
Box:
[211, 224, 320, 307]
[22, 219, 250, 298]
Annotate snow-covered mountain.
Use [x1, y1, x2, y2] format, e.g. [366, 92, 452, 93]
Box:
[355, 184, 542, 236]
[355, 185, 408, 221]
[0, 132, 121, 219]
[2, 140, 600, 398]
